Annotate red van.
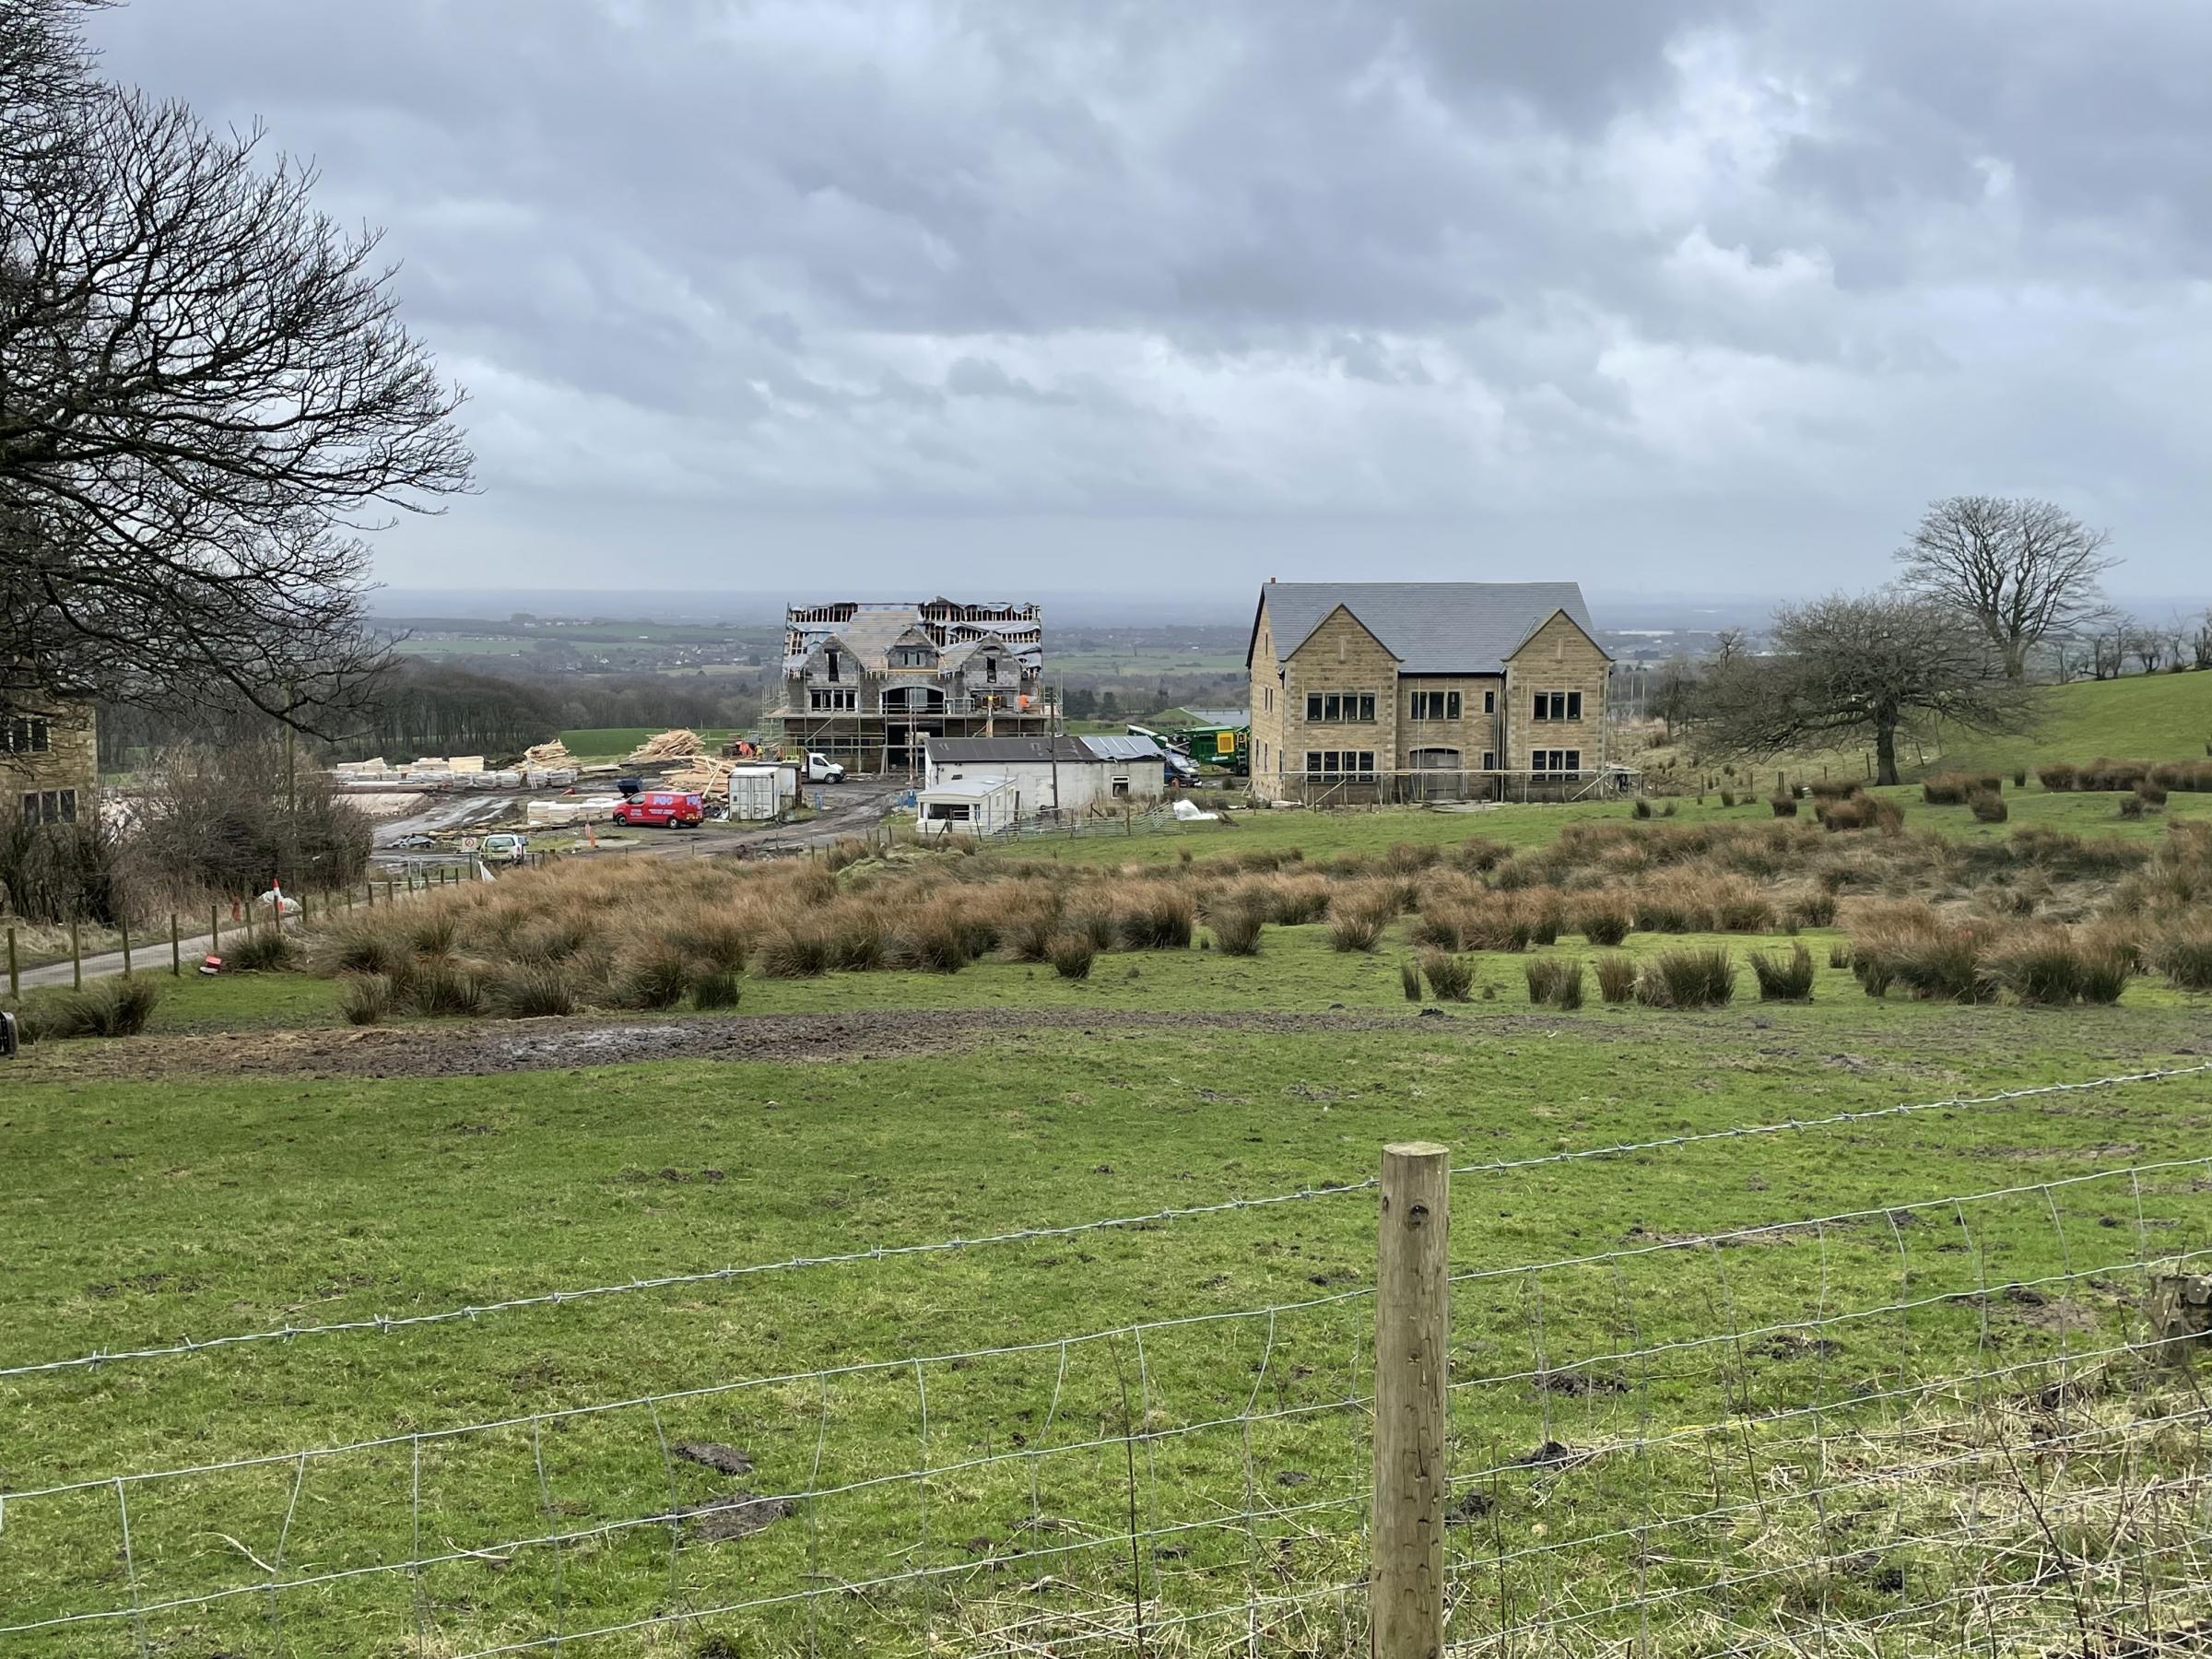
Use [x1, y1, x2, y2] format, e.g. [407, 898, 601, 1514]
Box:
[612, 790, 704, 829]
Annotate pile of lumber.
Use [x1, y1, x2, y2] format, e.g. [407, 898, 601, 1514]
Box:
[664, 756, 735, 798]
[523, 739, 575, 769]
[628, 728, 704, 763]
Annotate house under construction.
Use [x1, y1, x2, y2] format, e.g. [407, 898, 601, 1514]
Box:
[763, 598, 1053, 772]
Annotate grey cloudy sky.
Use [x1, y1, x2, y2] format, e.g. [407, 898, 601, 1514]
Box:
[88, 1, 2212, 602]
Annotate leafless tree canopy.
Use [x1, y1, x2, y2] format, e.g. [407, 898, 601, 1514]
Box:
[1700, 593, 2033, 785]
[0, 0, 473, 728]
[1893, 495, 2116, 681]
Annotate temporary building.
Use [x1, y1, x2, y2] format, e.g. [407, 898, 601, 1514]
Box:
[915, 776, 1017, 838]
[923, 735, 1167, 820]
[726, 764, 795, 822]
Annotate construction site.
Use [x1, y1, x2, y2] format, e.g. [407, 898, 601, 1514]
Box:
[762, 596, 1055, 771]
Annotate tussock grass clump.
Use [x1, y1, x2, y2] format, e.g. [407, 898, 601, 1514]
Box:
[2136, 780, 2169, 807]
[1770, 793, 1797, 818]
[1634, 947, 1735, 1009]
[1818, 795, 1904, 834]
[1748, 942, 1815, 1001]
[1420, 949, 1474, 1002]
[898, 899, 974, 972]
[755, 921, 831, 979]
[1571, 897, 1630, 947]
[1524, 957, 1584, 1008]
[2037, 762, 2077, 791]
[1048, 932, 1095, 980]
[1827, 940, 1853, 970]
[323, 922, 407, 977]
[1786, 890, 1838, 929]
[2149, 921, 2212, 992]
[338, 973, 394, 1026]
[669, 914, 749, 971]
[1453, 837, 1511, 874]
[408, 912, 460, 958]
[1848, 904, 1996, 1004]
[618, 946, 694, 1008]
[1400, 959, 1422, 1001]
[1594, 954, 1636, 1004]
[36, 976, 164, 1038]
[1806, 779, 1863, 803]
[1969, 790, 2008, 823]
[228, 929, 298, 972]
[1924, 773, 2000, 805]
[691, 969, 742, 1010]
[491, 963, 579, 1018]
[1328, 910, 1387, 953]
[1209, 903, 1265, 957]
[408, 958, 486, 1017]
[2118, 794, 2146, 820]
[1381, 841, 1441, 876]
[1630, 798, 1653, 819]
[1116, 884, 1196, 950]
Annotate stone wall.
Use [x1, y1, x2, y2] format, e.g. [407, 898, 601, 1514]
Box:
[1273, 606, 1400, 799]
[1502, 613, 1608, 771]
[1394, 676, 1506, 772]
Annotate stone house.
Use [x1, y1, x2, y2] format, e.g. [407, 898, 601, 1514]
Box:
[1245, 582, 1611, 802]
[2, 697, 98, 828]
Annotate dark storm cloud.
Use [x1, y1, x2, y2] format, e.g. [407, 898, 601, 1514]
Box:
[80, 0, 2212, 594]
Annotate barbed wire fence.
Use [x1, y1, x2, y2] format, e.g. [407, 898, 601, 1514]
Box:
[2, 1077, 2210, 1653]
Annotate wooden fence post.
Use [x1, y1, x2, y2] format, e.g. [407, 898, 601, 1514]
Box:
[70, 919, 81, 990]
[1371, 1140, 1450, 1659]
[171, 914, 181, 976]
[120, 917, 131, 977]
[6, 926, 15, 1000]
[211, 904, 220, 955]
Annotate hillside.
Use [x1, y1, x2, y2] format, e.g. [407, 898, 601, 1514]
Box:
[1929, 668, 2212, 775]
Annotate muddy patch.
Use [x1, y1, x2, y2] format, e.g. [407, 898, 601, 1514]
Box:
[13, 1007, 1641, 1081]
[677, 1491, 793, 1542]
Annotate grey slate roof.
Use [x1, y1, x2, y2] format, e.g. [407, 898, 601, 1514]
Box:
[1252, 582, 1603, 674]
[927, 735, 1163, 765]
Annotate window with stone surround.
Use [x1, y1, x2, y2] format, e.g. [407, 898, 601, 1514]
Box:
[1303, 691, 1376, 723]
[1303, 749, 1377, 780]
[1531, 690, 1583, 722]
[1408, 690, 1460, 721]
[1530, 749, 1582, 774]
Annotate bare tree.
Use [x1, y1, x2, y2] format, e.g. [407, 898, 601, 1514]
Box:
[1, 0, 472, 729]
[2191, 611, 2212, 673]
[2126, 618, 2166, 676]
[1893, 496, 2117, 681]
[1699, 592, 2032, 785]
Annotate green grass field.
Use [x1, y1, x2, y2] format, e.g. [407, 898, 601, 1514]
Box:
[557, 726, 738, 762]
[9, 768, 2212, 1653]
[1000, 782, 2212, 866]
[1926, 668, 2212, 774]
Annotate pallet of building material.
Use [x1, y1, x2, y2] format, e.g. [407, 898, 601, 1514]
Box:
[627, 728, 705, 763]
[523, 739, 575, 769]
[664, 756, 735, 798]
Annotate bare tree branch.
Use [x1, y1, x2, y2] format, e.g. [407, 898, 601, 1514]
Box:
[1893, 496, 2117, 681]
[1699, 592, 2035, 785]
[0, 0, 472, 730]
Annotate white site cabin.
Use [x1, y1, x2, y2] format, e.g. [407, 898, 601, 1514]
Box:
[922, 735, 1167, 824]
[914, 775, 1018, 838]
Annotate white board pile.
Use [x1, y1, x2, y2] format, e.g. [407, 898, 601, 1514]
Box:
[523, 739, 575, 769]
[525, 796, 621, 827]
